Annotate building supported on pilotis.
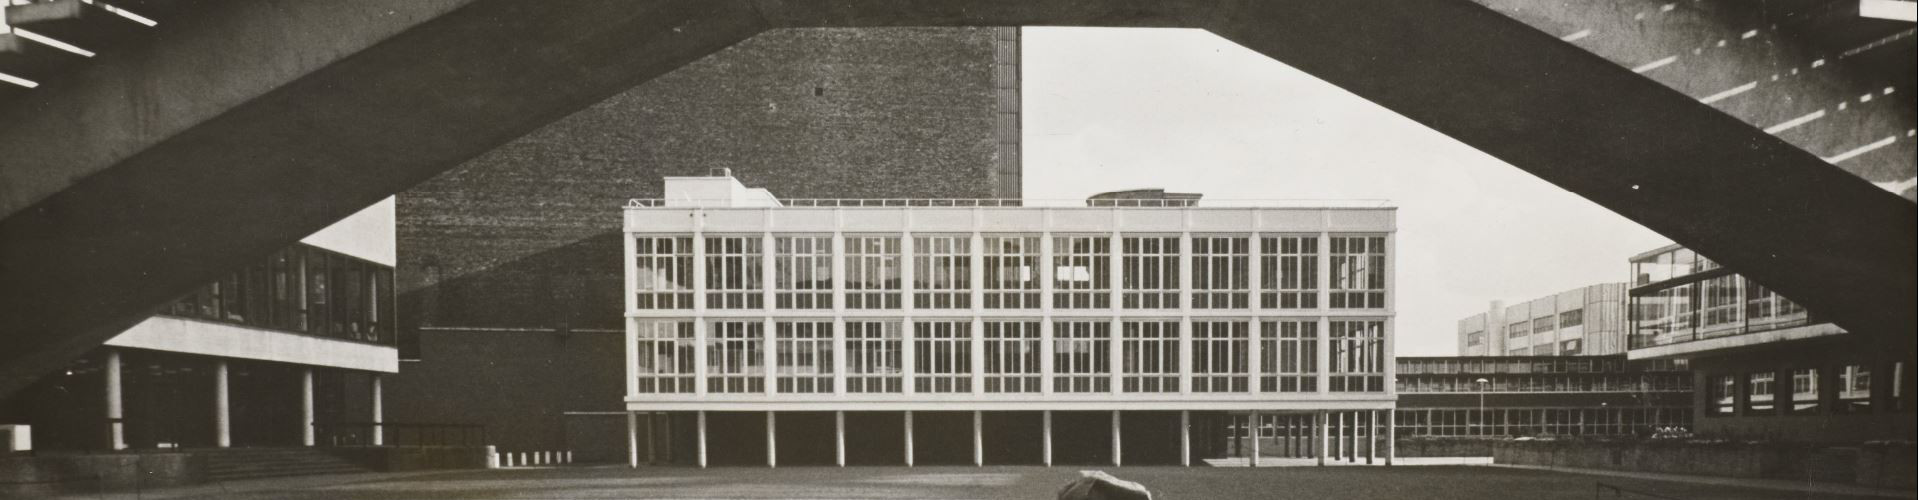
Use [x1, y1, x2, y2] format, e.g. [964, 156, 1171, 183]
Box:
[620, 172, 1398, 467]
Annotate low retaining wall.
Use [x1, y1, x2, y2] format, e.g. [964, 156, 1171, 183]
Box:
[1492, 441, 1916, 488]
[1392, 438, 1494, 457]
[326, 446, 491, 471]
[0, 452, 203, 497]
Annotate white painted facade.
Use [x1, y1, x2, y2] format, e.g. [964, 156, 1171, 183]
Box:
[620, 175, 1398, 467]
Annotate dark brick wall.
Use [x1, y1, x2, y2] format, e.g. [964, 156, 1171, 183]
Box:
[386, 27, 1019, 453]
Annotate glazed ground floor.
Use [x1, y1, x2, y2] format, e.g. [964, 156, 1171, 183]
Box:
[620, 409, 1397, 467]
[1673, 335, 1915, 443]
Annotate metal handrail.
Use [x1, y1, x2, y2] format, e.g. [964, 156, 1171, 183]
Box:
[624, 198, 1394, 208]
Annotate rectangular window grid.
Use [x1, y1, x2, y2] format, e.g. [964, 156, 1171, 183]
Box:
[845, 237, 902, 309]
[913, 321, 973, 393]
[775, 321, 834, 393]
[1329, 236, 1386, 309]
[846, 320, 903, 393]
[634, 236, 694, 310]
[706, 321, 764, 393]
[1122, 236, 1180, 309]
[1260, 236, 1318, 309]
[983, 321, 1041, 393]
[633, 320, 695, 394]
[1053, 320, 1111, 393]
[1191, 236, 1250, 309]
[1261, 320, 1318, 393]
[1051, 236, 1111, 309]
[775, 236, 832, 309]
[1121, 320, 1180, 393]
[912, 236, 972, 309]
[1191, 320, 1249, 392]
[1329, 320, 1385, 392]
[703, 236, 764, 309]
[982, 236, 1042, 309]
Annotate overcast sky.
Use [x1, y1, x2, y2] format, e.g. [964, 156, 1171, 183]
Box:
[1022, 27, 1674, 356]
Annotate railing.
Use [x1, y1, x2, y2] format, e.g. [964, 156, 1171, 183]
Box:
[1594, 482, 1689, 500]
[625, 198, 1394, 208]
[313, 422, 488, 448]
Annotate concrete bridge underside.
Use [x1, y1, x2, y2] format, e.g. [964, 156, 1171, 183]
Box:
[1, 0, 1913, 396]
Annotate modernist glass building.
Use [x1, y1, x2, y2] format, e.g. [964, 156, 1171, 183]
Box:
[0, 200, 398, 453]
[1626, 244, 1914, 443]
[1394, 355, 1691, 438]
[621, 173, 1397, 467]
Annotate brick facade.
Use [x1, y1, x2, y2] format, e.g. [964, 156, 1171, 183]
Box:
[386, 28, 1020, 455]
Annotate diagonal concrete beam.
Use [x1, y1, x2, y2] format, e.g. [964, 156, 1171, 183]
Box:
[0, 0, 773, 395]
[2, 0, 1912, 397]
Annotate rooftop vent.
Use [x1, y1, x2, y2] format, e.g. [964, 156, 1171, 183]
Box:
[708, 167, 732, 178]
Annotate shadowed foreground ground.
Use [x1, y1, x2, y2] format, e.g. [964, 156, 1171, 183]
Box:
[53, 465, 1902, 500]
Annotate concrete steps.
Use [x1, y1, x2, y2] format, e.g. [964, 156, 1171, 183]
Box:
[202, 448, 370, 482]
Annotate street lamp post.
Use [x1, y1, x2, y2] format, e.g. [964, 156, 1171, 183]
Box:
[1475, 378, 1490, 436]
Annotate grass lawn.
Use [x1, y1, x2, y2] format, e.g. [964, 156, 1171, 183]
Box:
[96, 465, 1897, 500]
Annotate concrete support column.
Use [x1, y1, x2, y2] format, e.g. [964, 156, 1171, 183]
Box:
[1316, 411, 1327, 467]
[835, 411, 847, 467]
[370, 374, 383, 446]
[766, 411, 777, 468]
[1042, 410, 1053, 467]
[300, 368, 315, 447]
[627, 412, 639, 468]
[105, 349, 125, 451]
[904, 411, 915, 467]
[1249, 412, 1261, 467]
[696, 411, 708, 468]
[1110, 410, 1122, 467]
[1179, 410, 1191, 467]
[1366, 410, 1376, 465]
[214, 360, 230, 448]
[1386, 409, 1396, 467]
[972, 410, 984, 467]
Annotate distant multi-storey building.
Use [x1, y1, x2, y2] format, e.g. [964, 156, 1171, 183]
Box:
[1457, 283, 1628, 357]
[1626, 245, 1914, 443]
[1395, 355, 1691, 438]
[619, 173, 1398, 467]
[0, 200, 397, 452]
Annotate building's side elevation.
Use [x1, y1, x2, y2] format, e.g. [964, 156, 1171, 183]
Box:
[621, 174, 1397, 467]
[1626, 244, 1914, 443]
[385, 27, 1023, 461]
[0, 199, 398, 452]
[1458, 283, 1628, 357]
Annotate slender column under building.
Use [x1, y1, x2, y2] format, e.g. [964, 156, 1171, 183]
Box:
[1386, 409, 1396, 466]
[697, 411, 709, 468]
[1249, 412, 1261, 467]
[300, 368, 315, 447]
[1110, 411, 1122, 467]
[1366, 410, 1376, 465]
[766, 411, 777, 468]
[972, 410, 983, 467]
[370, 374, 384, 446]
[105, 349, 125, 451]
[904, 411, 915, 467]
[835, 411, 846, 467]
[1042, 410, 1053, 467]
[214, 360, 231, 448]
[1179, 410, 1191, 467]
[626, 411, 639, 468]
[1316, 411, 1327, 467]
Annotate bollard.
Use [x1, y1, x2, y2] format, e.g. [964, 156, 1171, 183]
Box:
[486, 445, 499, 469]
[565, 451, 573, 464]
[504, 452, 514, 468]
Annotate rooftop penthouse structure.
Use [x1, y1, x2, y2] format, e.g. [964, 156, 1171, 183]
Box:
[621, 171, 1397, 467]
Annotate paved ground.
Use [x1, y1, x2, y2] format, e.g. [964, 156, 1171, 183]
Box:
[47, 465, 1909, 500]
